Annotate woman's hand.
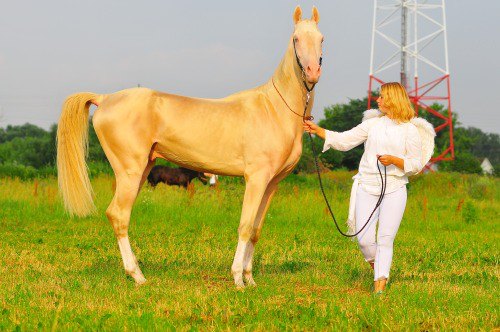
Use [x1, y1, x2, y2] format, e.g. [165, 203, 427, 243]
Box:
[303, 120, 326, 140]
[377, 154, 394, 166]
[377, 154, 405, 170]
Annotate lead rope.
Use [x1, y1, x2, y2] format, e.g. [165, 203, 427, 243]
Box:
[287, 42, 387, 237]
[302, 91, 387, 238]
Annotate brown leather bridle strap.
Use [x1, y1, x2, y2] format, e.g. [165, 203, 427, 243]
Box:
[271, 77, 313, 120]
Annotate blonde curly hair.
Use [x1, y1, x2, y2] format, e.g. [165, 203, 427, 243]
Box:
[380, 82, 415, 123]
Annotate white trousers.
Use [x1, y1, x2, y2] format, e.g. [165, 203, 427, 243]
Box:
[355, 185, 407, 281]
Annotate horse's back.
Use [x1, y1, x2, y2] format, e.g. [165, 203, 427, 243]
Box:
[91, 86, 296, 176]
[93, 87, 253, 130]
[93, 87, 157, 130]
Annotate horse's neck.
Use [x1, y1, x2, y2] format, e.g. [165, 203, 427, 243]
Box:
[270, 44, 313, 120]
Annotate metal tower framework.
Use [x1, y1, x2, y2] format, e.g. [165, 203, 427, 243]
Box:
[368, 0, 454, 164]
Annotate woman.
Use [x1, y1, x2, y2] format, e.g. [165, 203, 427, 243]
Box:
[304, 82, 432, 293]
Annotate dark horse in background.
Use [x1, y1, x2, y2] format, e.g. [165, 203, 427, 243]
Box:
[147, 165, 208, 188]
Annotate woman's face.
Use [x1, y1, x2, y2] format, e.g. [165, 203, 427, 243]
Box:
[376, 94, 388, 113]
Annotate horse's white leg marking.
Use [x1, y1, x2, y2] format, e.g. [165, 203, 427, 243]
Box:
[242, 182, 278, 286]
[117, 235, 145, 284]
[231, 171, 270, 288]
[232, 240, 252, 288]
[242, 242, 256, 286]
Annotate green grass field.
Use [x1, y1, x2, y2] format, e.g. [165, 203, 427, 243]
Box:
[0, 172, 498, 330]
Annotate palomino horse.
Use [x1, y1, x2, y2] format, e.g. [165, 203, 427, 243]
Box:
[57, 6, 323, 288]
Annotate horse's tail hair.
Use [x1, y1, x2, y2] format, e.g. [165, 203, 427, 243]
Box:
[57, 92, 100, 217]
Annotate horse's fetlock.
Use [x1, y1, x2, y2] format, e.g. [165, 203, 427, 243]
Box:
[237, 227, 253, 240]
[114, 227, 128, 238]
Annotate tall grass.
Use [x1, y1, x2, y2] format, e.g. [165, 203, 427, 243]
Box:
[0, 172, 498, 330]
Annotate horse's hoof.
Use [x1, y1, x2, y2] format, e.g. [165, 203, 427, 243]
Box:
[134, 276, 147, 285]
[244, 274, 257, 287]
[234, 276, 245, 289]
[235, 281, 245, 289]
[127, 269, 147, 285]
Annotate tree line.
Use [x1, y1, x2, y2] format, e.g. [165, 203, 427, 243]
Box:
[0, 96, 498, 178]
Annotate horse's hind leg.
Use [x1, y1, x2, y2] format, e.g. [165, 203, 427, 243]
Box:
[106, 157, 154, 285]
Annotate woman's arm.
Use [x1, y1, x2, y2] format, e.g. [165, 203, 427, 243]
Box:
[303, 120, 373, 152]
[402, 125, 423, 175]
[378, 125, 423, 174]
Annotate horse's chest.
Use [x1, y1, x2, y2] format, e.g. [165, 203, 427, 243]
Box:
[281, 139, 303, 168]
[290, 141, 303, 161]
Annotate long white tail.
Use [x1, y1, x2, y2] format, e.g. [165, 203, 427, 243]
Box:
[57, 92, 99, 217]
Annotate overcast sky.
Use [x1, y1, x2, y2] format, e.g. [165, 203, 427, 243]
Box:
[0, 1, 498, 133]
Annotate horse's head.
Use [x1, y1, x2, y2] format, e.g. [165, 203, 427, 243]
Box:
[292, 6, 323, 85]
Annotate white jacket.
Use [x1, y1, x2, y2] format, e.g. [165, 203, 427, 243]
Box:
[321, 109, 435, 234]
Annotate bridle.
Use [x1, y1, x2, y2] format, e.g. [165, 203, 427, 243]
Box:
[272, 39, 322, 122]
[273, 37, 387, 238]
[293, 39, 322, 94]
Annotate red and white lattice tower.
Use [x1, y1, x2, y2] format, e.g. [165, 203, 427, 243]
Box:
[368, 0, 454, 165]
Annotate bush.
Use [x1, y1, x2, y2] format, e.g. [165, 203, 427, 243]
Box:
[440, 153, 482, 174]
[0, 162, 110, 180]
[0, 163, 42, 180]
[468, 176, 495, 200]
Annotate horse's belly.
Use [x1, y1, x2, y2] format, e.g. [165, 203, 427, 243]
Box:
[153, 140, 245, 176]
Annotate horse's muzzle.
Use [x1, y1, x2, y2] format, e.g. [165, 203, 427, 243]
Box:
[305, 64, 322, 84]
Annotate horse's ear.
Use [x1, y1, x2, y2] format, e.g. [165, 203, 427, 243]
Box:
[293, 6, 302, 24]
[311, 6, 320, 24]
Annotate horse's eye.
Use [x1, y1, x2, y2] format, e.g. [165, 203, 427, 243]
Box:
[294, 37, 299, 43]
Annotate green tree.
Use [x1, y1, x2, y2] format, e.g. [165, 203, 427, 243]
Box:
[464, 127, 499, 165]
[0, 123, 48, 144]
[0, 136, 53, 168]
[439, 153, 482, 174]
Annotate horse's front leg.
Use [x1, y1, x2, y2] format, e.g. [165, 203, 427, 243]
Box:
[231, 170, 271, 288]
[242, 181, 278, 287]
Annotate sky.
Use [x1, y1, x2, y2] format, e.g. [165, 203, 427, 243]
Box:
[0, 0, 498, 133]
